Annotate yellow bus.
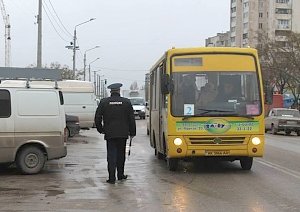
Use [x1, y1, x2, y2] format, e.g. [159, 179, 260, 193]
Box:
[148, 47, 265, 171]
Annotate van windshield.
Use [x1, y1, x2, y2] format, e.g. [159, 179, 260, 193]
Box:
[129, 98, 145, 105]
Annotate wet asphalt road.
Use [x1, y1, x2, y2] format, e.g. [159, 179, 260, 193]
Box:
[0, 119, 300, 212]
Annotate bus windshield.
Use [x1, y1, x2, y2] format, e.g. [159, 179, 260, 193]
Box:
[171, 71, 262, 117]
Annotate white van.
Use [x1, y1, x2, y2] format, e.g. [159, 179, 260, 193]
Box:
[2, 80, 98, 129]
[57, 80, 97, 129]
[0, 83, 67, 174]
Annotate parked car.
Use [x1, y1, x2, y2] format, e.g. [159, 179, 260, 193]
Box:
[265, 108, 300, 136]
[128, 97, 146, 119]
[66, 114, 80, 138]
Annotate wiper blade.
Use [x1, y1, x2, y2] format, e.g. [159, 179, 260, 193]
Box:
[197, 108, 235, 115]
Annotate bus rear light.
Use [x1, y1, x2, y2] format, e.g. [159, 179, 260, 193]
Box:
[177, 148, 182, 153]
[252, 148, 257, 153]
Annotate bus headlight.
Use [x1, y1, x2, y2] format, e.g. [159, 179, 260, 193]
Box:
[251, 137, 261, 145]
[174, 138, 183, 146]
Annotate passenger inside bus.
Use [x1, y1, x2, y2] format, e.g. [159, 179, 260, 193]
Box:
[180, 74, 197, 104]
[172, 74, 198, 115]
[197, 82, 218, 107]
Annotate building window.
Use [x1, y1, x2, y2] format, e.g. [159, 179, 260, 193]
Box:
[275, 8, 292, 14]
[243, 23, 248, 29]
[231, 0, 236, 3]
[243, 12, 249, 19]
[231, 37, 235, 43]
[243, 2, 249, 8]
[231, 7, 236, 13]
[231, 26, 236, 32]
[243, 33, 248, 39]
[259, 23, 263, 29]
[0, 90, 11, 118]
[259, 13, 263, 18]
[276, 0, 290, 3]
[278, 19, 290, 29]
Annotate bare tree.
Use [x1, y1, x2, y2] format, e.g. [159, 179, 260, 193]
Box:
[257, 32, 300, 108]
[130, 81, 139, 90]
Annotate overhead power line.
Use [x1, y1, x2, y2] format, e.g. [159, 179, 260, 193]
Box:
[47, 0, 73, 37]
[42, 3, 69, 42]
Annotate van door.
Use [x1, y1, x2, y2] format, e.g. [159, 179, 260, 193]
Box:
[0, 89, 14, 162]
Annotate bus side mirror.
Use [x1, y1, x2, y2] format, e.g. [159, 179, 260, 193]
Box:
[161, 74, 170, 94]
[264, 87, 273, 105]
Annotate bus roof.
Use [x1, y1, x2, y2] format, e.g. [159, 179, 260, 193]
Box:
[166, 47, 258, 55]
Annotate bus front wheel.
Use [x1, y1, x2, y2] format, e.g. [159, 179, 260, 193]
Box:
[240, 157, 253, 170]
[167, 158, 179, 171]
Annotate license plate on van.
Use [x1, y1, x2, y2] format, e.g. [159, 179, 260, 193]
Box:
[205, 150, 230, 156]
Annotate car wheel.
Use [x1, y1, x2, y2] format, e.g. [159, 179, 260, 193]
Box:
[16, 146, 46, 174]
[285, 130, 291, 136]
[240, 157, 253, 170]
[271, 125, 277, 135]
[167, 158, 179, 171]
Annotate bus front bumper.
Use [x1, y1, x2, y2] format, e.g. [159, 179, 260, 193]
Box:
[167, 135, 264, 158]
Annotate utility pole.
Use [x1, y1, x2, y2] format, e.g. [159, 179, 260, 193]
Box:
[37, 0, 42, 68]
[72, 28, 76, 74]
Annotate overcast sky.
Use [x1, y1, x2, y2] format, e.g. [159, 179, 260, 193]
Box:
[2, 0, 230, 89]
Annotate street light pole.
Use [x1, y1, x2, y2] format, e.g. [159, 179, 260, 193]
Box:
[72, 18, 95, 78]
[84, 46, 99, 81]
[88, 57, 100, 82]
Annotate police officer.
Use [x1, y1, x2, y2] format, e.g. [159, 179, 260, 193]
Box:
[94, 83, 136, 184]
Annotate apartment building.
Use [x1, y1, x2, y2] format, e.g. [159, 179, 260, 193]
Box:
[229, 0, 300, 47]
[205, 32, 231, 47]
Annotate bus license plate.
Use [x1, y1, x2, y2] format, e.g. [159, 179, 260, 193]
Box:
[205, 150, 230, 156]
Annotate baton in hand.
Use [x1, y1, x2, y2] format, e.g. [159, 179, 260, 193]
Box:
[128, 136, 133, 157]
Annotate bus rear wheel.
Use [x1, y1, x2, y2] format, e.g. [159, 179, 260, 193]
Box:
[240, 157, 253, 170]
[167, 158, 179, 171]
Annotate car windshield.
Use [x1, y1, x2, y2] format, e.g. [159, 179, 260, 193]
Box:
[277, 110, 300, 117]
[129, 98, 145, 105]
[171, 71, 262, 117]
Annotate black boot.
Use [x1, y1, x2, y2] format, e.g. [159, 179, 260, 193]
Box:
[118, 175, 128, 181]
[106, 179, 115, 184]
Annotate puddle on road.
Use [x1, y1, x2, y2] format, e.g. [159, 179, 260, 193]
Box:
[45, 190, 65, 197]
[0, 187, 22, 192]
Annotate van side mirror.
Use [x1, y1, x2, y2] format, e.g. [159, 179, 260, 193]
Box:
[264, 86, 273, 105]
[161, 74, 170, 94]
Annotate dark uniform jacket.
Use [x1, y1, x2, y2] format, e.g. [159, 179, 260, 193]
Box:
[94, 93, 136, 140]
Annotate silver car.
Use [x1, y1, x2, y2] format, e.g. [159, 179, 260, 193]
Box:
[265, 108, 300, 136]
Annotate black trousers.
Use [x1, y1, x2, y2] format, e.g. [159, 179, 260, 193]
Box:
[106, 138, 127, 181]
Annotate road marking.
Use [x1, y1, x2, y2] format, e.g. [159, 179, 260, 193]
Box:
[256, 159, 300, 180]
